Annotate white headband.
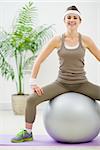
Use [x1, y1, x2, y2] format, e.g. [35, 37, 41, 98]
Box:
[64, 10, 81, 19]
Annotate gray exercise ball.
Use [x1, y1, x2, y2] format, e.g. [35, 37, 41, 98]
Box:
[43, 92, 100, 143]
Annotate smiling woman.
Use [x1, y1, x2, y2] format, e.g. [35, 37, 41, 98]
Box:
[64, 5, 82, 22]
[10, 4, 100, 143]
[63, 5, 100, 61]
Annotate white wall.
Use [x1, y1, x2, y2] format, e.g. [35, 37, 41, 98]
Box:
[0, 0, 100, 110]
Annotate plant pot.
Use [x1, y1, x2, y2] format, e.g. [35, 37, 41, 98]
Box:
[11, 94, 29, 115]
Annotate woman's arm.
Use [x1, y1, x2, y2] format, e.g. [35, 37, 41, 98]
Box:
[82, 35, 100, 61]
[29, 35, 61, 95]
[31, 35, 61, 79]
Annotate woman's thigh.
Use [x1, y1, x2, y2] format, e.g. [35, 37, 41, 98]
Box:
[27, 81, 70, 106]
[75, 81, 100, 100]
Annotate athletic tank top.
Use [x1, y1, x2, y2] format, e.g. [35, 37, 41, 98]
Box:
[57, 33, 87, 84]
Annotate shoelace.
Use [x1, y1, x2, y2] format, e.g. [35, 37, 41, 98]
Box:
[16, 129, 26, 136]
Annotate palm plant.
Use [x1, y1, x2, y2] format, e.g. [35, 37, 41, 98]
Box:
[0, 2, 54, 95]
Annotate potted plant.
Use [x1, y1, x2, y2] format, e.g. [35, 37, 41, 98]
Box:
[0, 2, 54, 115]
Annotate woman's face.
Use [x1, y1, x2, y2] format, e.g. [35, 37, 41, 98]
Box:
[64, 14, 81, 31]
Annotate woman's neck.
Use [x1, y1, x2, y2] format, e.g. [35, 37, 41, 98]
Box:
[65, 30, 79, 38]
[64, 30, 80, 47]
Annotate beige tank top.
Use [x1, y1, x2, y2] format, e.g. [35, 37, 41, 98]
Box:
[57, 33, 87, 84]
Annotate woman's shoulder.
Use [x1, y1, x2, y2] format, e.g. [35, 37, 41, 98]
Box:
[51, 34, 62, 48]
[81, 34, 91, 41]
[81, 34, 93, 48]
[81, 34, 94, 44]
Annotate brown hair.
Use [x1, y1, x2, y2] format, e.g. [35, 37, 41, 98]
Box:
[65, 5, 81, 21]
[66, 5, 80, 13]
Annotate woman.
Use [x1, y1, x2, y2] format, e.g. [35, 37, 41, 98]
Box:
[11, 5, 100, 143]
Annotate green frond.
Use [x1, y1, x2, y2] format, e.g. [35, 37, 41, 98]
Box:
[0, 2, 55, 94]
[0, 52, 15, 80]
[14, 1, 37, 31]
[23, 54, 37, 70]
[0, 37, 13, 57]
[30, 25, 55, 52]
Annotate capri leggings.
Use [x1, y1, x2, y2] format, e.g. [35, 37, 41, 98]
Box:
[25, 80, 100, 123]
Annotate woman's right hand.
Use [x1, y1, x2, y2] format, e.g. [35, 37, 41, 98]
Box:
[31, 84, 44, 96]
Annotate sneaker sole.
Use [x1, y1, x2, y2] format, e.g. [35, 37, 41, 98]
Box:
[11, 137, 33, 143]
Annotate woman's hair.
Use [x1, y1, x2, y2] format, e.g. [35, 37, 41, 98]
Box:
[65, 5, 82, 21]
[66, 5, 80, 13]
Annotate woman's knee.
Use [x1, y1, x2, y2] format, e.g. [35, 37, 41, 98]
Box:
[26, 94, 37, 106]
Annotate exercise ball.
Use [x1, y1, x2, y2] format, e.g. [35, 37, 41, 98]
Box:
[43, 92, 100, 143]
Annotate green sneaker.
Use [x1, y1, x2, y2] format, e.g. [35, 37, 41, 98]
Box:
[11, 129, 33, 143]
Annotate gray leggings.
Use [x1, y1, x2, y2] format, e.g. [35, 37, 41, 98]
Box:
[25, 80, 100, 123]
